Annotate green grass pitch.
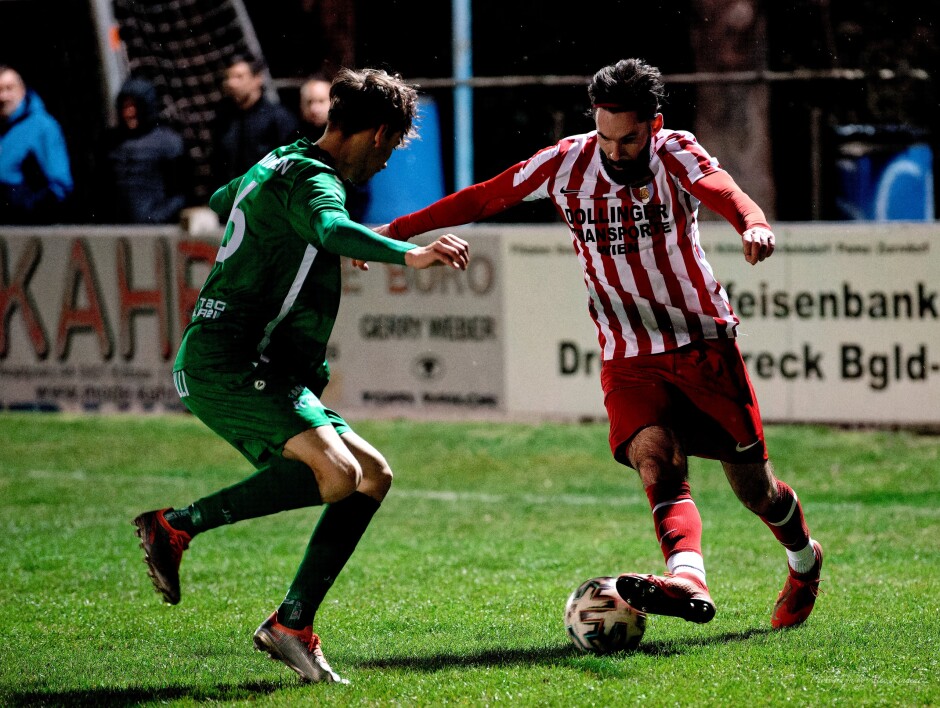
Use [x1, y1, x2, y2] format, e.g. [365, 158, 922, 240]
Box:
[1, 413, 938, 706]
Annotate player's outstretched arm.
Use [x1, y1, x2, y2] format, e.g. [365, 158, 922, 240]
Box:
[403, 234, 469, 270]
[688, 171, 775, 266]
[349, 224, 395, 271]
[352, 228, 470, 271]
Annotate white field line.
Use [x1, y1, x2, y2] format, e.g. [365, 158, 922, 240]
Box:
[390, 488, 645, 507]
[16, 469, 641, 506]
[390, 490, 940, 517]
[15, 470, 940, 516]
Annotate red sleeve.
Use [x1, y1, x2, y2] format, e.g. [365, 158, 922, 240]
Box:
[687, 170, 770, 234]
[388, 161, 530, 240]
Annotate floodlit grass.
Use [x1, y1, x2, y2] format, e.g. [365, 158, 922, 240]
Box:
[0, 413, 937, 706]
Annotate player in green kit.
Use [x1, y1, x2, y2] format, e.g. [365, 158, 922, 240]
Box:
[132, 68, 469, 685]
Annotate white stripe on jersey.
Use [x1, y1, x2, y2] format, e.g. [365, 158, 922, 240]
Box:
[587, 281, 639, 359]
[659, 130, 717, 185]
[514, 141, 579, 199]
[173, 370, 189, 398]
[257, 243, 319, 356]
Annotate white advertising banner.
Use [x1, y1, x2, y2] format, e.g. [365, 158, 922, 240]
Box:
[1, 223, 937, 426]
[0, 227, 215, 413]
[321, 235, 504, 417]
[497, 221, 940, 425]
[701, 222, 939, 424]
[498, 226, 606, 418]
[0, 226, 506, 419]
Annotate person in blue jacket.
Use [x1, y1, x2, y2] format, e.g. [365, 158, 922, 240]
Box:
[0, 65, 73, 223]
[99, 76, 189, 223]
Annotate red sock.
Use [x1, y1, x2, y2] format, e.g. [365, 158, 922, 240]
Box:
[645, 481, 703, 564]
[759, 480, 810, 551]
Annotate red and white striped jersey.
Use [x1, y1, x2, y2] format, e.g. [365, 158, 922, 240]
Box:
[519, 127, 738, 359]
[390, 127, 743, 359]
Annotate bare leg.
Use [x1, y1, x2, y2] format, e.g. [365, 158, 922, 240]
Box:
[283, 425, 362, 502]
[720, 459, 777, 515]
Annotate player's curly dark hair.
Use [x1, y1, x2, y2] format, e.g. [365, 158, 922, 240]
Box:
[588, 59, 666, 120]
[328, 68, 419, 140]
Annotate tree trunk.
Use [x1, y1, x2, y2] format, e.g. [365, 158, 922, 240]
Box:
[689, 0, 776, 220]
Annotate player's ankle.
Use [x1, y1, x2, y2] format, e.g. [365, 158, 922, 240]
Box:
[163, 506, 198, 537]
[674, 570, 708, 591]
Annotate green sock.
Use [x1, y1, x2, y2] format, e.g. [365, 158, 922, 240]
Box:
[187, 457, 323, 532]
[278, 492, 381, 629]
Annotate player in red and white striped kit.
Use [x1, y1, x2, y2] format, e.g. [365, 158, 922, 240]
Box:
[379, 58, 823, 629]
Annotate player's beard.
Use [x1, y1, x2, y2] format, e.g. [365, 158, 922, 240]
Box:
[601, 137, 653, 187]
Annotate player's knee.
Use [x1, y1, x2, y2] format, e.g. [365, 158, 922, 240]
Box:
[723, 461, 776, 514]
[629, 427, 685, 486]
[750, 470, 779, 514]
[360, 454, 393, 498]
[373, 464, 394, 498]
[635, 455, 686, 488]
[324, 475, 359, 501]
[315, 456, 362, 502]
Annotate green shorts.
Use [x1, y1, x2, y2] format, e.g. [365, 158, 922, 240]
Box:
[172, 367, 351, 468]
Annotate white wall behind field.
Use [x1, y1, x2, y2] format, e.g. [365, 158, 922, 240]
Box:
[1, 223, 937, 427]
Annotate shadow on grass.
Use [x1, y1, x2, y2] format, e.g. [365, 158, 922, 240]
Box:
[5, 629, 777, 701]
[357, 626, 774, 671]
[5, 678, 283, 707]
[639, 626, 774, 656]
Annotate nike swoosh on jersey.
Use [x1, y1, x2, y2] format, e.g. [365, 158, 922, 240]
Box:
[735, 440, 761, 452]
[559, 187, 581, 194]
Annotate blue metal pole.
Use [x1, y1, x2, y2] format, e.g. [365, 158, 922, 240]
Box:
[453, 0, 473, 190]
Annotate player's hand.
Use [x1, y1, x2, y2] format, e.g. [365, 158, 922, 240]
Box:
[404, 234, 469, 270]
[742, 227, 775, 265]
[350, 258, 370, 271]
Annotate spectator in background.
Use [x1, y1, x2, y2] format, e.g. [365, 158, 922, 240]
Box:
[0, 64, 73, 224]
[297, 74, 331, 141]
[210, 56, 298, 185]
[98, 76, 188, 224]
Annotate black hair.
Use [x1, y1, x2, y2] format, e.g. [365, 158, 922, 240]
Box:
[302, 71, 332, 86]
[588, 58, 666, 120]
[227, 55, 266, 76]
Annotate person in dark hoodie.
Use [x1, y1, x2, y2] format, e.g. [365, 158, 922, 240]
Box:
[210, 56, 298, 185]
[100, 76, 189, 224]
[0, 64, 73, 224]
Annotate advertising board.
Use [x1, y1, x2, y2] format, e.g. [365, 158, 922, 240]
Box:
[1, 223, 937, 426]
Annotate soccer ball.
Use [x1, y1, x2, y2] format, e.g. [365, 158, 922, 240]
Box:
[564, 576, 646, 654]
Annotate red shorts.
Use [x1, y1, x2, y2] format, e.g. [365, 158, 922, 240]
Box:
[601, 338, 768, 466]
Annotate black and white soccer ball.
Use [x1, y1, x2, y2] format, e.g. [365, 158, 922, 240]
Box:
[564, 576, 646, 654]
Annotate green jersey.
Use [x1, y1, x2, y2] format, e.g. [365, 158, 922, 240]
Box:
[175, 139, 415, 390]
